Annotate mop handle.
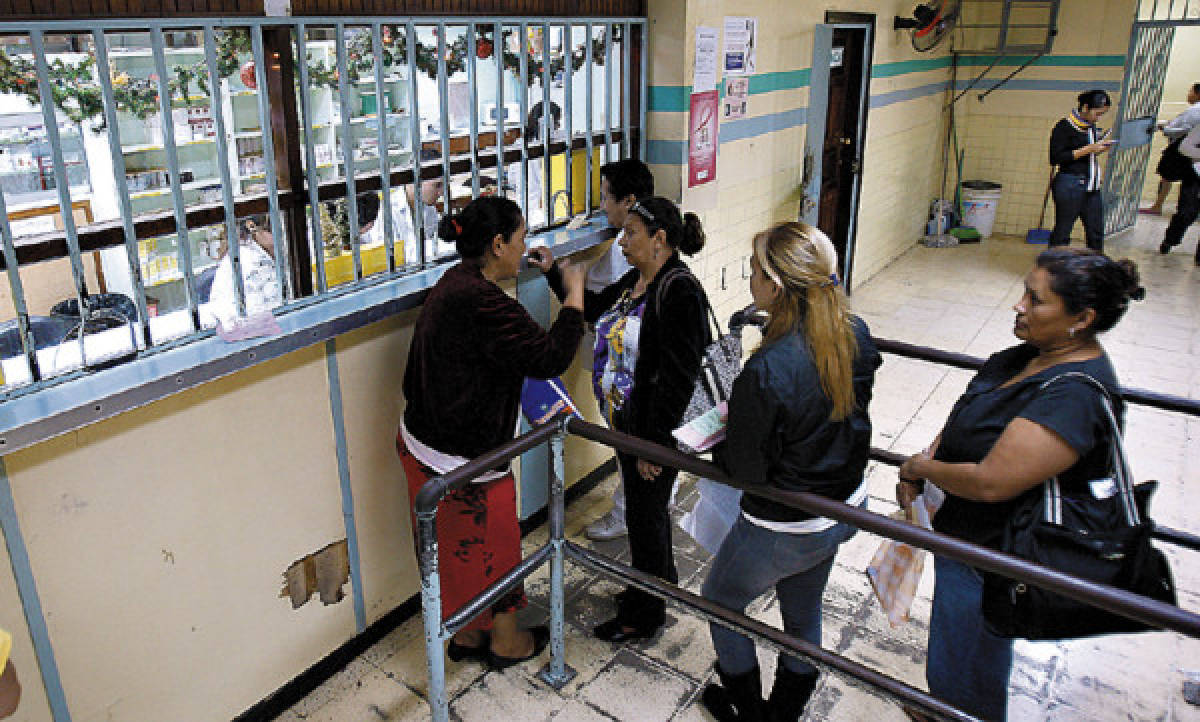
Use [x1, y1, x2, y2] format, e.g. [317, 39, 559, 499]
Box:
[1038, 168, 1055, 229]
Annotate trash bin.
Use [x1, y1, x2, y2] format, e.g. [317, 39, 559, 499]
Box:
[51, 293, 137, 337]
[960, 180, 1003, 239]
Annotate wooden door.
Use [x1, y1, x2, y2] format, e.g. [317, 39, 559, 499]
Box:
[817, 27, 865, 262]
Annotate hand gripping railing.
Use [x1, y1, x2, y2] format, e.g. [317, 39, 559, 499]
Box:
[871, 336, 1200, 553]
[413, 412, 1200, 722]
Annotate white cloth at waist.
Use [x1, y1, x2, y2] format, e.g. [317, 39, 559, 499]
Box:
[743, 478, 869, 534]
[399, 418, 509, 484]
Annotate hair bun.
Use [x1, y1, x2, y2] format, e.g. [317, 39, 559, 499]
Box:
[1115, 258, 1144, 302]
[438, 214, 463, 242]
[679, 211, 706, 256]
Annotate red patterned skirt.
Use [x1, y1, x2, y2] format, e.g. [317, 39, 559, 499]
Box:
[397, 434, 527, 632]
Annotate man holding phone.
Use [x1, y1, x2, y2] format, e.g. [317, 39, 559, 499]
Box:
[1048, 89, 1114, 251]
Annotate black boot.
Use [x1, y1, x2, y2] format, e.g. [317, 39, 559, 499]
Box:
[765, 664, 818, 722]
[701, 664, 764, 721]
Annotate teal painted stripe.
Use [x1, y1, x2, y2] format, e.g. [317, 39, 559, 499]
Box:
[648, 85, 691, 113]
[748, 69, 810, 94]
[652, 54, 1125, 111]
[646, 139, 685, 165]
[872, 57, 951, 78]
[649, 69, 812, 112]
[0, 458, 72, 721]
[959, 54, 1126, 67]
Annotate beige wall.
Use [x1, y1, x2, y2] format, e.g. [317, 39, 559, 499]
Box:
[646, 0, 953, 305]
[955, 0, 1135, 239]
[0, 279, 610, 720]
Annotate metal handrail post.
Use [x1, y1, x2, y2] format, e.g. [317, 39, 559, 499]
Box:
[416, 502, 450, 722]
[538, 416, 577, 689]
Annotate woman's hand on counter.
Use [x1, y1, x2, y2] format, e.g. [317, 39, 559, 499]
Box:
[528, 246, 555, 273]
[558, 259, 586, 312]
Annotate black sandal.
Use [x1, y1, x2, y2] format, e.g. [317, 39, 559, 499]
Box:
[486, 625, 550, 671]
[447, 634, 490, 663]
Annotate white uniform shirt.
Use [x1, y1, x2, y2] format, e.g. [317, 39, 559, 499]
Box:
[1162, 101, 1200, 140]
[368, 189, 455, 265]
[585, 230, 632, 292]
[203, 241, 282, 327]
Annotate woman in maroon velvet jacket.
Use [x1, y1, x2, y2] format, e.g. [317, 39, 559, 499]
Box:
[399, 196, 585, 669]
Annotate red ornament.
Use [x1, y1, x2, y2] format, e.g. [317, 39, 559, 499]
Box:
[476, 39, 493, 60]
[239, 60, 257, 89]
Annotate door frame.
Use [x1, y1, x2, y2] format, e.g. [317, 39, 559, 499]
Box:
[802, 13, 874, 291]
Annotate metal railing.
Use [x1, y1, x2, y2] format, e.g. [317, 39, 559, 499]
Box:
[0, 16, 644, 396]
[415, 404, 1200, 722]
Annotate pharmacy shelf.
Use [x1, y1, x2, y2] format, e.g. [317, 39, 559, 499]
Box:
[128, 177, 220, 200]
[122, 138, 216, 154]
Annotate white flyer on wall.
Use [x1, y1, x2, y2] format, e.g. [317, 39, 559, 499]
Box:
[723, 77, 748, 119]
[693, 26, 720, 93]
[723, 16, 757, 76]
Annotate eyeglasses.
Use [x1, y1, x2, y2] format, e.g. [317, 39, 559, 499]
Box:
[629, 201, 656, 224]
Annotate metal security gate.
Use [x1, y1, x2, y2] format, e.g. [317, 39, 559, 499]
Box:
[1103, 23, 1174, 235]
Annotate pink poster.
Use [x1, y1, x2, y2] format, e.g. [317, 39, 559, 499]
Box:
[688, 90, 719, 187]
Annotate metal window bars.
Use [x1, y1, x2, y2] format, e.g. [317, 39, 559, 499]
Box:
[414, 368, 1200, 722]
[0, 16, 645, 397]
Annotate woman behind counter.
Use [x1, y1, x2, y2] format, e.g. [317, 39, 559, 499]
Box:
[898, 248, 1144, 720]
[701, 222, 881, 722]
[399, 196, 586, 669]
[533, 195, 711, 643]
[1048, 89, 1115, 251]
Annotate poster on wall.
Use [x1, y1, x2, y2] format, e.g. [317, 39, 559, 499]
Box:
[693, 26, 720, 93]
[688, 90, 719, 187]
[723, 16, 758, 76]
[723, 77, 748, 119]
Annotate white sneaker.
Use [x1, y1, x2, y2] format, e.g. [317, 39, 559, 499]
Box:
[585, 509, 628, 541]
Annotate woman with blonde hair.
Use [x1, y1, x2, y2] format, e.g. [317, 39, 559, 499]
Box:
[701, 222, 881, 722]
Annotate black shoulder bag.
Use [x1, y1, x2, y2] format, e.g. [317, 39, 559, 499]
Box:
[654, 266, 742, 452]
[981, 372, 1177, 640]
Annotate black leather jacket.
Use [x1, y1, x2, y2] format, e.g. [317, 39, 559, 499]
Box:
[716, 317, 881, 523]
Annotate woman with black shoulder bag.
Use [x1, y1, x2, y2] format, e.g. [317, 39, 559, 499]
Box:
[897, 248, 1151, 720]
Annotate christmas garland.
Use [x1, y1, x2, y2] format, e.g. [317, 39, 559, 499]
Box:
[0, 25, 617, 127]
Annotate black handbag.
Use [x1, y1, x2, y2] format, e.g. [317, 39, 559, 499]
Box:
[1156, 137, 1197, 183]
[654, 267, 742, 452]
[981, 372, 1177, 640]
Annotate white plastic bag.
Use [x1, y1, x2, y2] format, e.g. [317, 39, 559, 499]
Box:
[678, 478, 742, 555]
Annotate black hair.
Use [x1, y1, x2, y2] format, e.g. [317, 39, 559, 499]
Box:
[599, 159, 655, 202]
[438, 196, 524, 259]
[1076, 89, 1112, 111]
[1035, 248, 1144, 334]
[1192, 82, 1200, 97]
[628, 196, 705, 257]
[356, 191, 380, 228]
[237, 214, 269, 241]
[525, 100, 562, 142]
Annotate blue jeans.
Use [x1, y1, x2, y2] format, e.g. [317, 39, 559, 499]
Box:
[702, 511, 858, 676]
[927, 556, 1015, 720]
[1050, 172, 1104, 251]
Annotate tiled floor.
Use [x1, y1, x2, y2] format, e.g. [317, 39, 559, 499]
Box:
[279, 217, 1200, 721]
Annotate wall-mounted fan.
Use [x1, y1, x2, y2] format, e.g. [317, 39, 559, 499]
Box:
[894, 0, 961, 52]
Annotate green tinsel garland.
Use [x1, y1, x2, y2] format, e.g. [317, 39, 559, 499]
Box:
[0, 26, 617, 127]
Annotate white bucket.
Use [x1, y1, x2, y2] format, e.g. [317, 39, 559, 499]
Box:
[961, 181, 1003, 239]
